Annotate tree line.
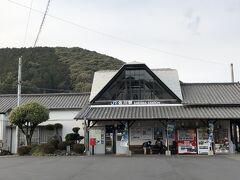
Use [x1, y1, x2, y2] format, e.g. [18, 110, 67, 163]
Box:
[0, 47, 124, 94]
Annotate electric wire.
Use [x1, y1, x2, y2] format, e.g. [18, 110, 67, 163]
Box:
[7, 0, 229, 66]
[22, 85, 76, 93]
[33, 0, 51, 47]
[23, 0, 34, 47]
[12, 84, 79, 93]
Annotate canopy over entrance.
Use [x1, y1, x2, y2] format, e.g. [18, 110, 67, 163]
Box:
[75, 105, 240, 121]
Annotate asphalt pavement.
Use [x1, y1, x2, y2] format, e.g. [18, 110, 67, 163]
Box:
[0, 155, 239, 180]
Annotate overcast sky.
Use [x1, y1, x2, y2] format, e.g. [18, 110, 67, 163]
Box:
[1, 0, 240, 83]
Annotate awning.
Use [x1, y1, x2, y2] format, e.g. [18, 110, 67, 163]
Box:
[75, 105, 240, 120]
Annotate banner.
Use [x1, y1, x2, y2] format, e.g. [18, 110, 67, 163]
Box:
[120, 123, 129, 147]
[167, 124, 175, 139]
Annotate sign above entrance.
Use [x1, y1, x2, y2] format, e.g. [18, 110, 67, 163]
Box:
[111, 100, 164, 105]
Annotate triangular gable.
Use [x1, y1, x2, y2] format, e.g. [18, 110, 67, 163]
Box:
[90, 63, 182, 104]
[89, 70, 117, 102]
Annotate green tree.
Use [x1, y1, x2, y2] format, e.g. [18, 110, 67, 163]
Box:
[9, 102, 49, 145]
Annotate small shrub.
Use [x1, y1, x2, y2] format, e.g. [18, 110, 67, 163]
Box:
[58, 141, 68, 150]
[54, 123, 63, 129]
[18, 146, 31, 156]
[72, 127, 80, 134]
[78, 136, 84, 142]
[72, 144, 85, 154]
[65, 133, 84, 144]
[40, 143, 56, 154]
[48, 138, 60, 149]
[65, 133, 77, 144]
[30, 146, 44, 156]
[45, 124, 55, 131]
[0, 150, 12, 156]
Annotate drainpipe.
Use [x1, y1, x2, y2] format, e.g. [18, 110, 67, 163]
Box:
[10, 124, 13, 152]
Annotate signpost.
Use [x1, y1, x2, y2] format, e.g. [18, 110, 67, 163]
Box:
[166, 123, 175, 156]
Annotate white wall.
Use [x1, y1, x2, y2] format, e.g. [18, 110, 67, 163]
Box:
[4, 109, 84, 153]
[0, 114, 4, 140]
[39, 110, 84, 142]
[6, 127, 16, 153]
[0, 113, 7, 149]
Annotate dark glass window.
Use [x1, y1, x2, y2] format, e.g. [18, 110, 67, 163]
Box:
[97, 68, 175, 101]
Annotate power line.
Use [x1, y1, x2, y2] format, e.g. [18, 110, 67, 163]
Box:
[23, 0, 34, 47]
[34, 0, 51, 47]
[12, 84, 78, 93]
[22, 85, 77, 93]
[7, 0, 228, 66]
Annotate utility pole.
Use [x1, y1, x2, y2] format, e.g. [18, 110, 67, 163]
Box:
[17, 56, 22, 107]
[15, 56, 22, 153]
[230, 63, 234, 83]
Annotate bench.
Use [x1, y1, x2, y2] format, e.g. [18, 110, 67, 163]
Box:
[129, 145, 166, 154]
[129, 145, 144, 154]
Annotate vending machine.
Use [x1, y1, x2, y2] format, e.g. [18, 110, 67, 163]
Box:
[177, 129, 197, 154]
[197, 128, 209, 154]
[214, 128, 229, 154]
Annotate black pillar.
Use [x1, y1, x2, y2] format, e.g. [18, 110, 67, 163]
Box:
[234, 123, 238, 151]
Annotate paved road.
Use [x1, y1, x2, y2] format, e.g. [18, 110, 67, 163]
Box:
[0, 155, 240, 180]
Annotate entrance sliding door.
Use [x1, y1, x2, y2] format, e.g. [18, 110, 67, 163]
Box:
[105, 125, 115, 154]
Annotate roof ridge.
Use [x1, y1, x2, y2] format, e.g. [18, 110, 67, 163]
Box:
[151, 68, 176, 71]
[181, 82, 240, 85]
[95, 68, 177, 72]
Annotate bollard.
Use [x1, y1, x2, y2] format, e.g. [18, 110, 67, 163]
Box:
[92, 145, 95, 155]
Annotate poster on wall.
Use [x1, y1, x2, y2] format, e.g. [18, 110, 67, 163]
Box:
[154, 127, 163, 140]
[197, 128, 209, 154]
[89, 128, 103, 144]
[142, 127, 153, 140]
[177, 129, 197, 154]
[131, 127, 142, 140]
[130, 127, 142, 145]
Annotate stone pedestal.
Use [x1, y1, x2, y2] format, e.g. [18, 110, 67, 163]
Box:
[208, 150, 214, 156]
[165, 150, 171, 156]
[86, 151, 91, 156]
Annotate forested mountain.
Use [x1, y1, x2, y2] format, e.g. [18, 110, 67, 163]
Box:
[0, 47, 124, 94]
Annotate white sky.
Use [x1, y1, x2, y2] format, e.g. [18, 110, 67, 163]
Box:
[1, 0, 240, 83]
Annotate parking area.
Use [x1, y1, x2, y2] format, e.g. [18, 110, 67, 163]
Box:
[0, 155, 240, 180]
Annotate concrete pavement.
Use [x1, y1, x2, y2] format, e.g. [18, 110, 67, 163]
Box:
[0, 155, 239, 180]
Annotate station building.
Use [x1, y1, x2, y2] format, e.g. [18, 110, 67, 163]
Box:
[75, 62, 240, 155]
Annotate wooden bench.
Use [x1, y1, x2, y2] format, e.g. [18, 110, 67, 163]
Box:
[129, 145, 144, 154]
[129, 145, 165, 154]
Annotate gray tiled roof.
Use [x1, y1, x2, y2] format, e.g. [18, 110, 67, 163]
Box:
[181, 83, 240, 105]
[0, 93, 90, 113]
[75, 105, 240, 120]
